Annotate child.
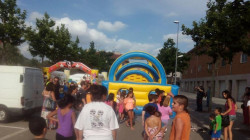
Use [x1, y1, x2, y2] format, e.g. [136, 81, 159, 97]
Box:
[29, 116, 48, 140]
[142, 94, 159, 125]
[142, 94, 159, 139]
[116, 90, 121, 104]
[209, 113, 216, 136]
[157, 96, 172, 132]
[118, 92, 125, 122]
[47, 94, 77, 140]
[169, 95, 191, 140]
[124, 91, 135, 130]
[155, 89, 164, 104]
[145, 106, 163, 140]
[211, 107, 222, 140]
[105, 93, 117, 112]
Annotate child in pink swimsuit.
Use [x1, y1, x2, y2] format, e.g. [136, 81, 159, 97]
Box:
[124, 91, 135, 130]
[118, 92, 126, 121]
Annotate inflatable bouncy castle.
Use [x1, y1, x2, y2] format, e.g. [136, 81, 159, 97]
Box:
[102, 52, 179, 115]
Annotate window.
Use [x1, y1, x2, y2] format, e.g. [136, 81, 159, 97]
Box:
[198, 65, 202, 72]
[221, 59, 226, 66]
[240, 53, 248, 63]
[208, 63, 212, 70]
[190, 68, 193, 74]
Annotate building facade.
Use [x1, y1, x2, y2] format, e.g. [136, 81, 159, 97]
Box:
[181, 50, 250, 101]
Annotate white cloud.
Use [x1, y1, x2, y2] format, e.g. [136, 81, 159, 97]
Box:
[163, 32, 195, 52]
[97, 20, 126, 32]
[29, 12, 43, 22]
[163, 32, 193, 44]
[55, 17, 88, 35]
[19, 42, 33, 59]
[21, 12, 162, 58]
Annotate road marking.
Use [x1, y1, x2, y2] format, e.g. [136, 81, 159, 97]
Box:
[0, 128, 28, 140]
[0, 125, 26, 130]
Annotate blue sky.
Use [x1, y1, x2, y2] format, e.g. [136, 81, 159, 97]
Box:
[17, 0, 208, 58]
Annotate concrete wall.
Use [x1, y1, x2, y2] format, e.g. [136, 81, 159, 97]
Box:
[181, 74, 250, 101]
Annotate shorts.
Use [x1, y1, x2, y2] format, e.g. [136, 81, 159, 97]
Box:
[56, 133, 75, 140]
[161, 119, 169, 126]
[211, 130, 221, 138]
[127, 109, 133, 112]
[229, 115, 236, 121]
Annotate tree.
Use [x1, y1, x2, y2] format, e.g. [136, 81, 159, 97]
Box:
[86, 41, 98, 68]
[25, 12, 55, 65]
[48, 24, 72, 63]
[182, 0, 250, 111]
[182, 0, 250, 63]
[82, 41, 115, 72]
[96, 51, 115, 72]
[0, 0, 27, 64]
[157, 38, 189, 82]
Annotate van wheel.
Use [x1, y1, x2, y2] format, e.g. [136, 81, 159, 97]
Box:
[0, 106, 9, 123]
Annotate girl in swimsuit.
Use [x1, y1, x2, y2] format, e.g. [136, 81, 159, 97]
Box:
[145, 106, 163, 140]
[124, 91, 135, 130]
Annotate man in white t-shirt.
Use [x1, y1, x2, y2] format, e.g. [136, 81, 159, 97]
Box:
[75, 85, 119, 140]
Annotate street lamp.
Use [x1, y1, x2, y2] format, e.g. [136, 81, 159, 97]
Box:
[174, 20, 179, 85]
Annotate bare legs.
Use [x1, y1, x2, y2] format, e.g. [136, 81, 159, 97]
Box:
[224, 121, 234, 140]
[126, 111, 134, 130]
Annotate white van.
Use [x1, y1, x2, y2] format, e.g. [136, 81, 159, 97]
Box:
[0, 66, 44, 122]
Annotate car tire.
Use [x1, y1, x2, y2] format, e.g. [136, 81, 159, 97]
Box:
[0, 106, 10, 123]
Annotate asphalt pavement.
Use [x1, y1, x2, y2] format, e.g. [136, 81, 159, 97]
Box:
[0, 91, 249, 140]
[180, 91, 250, 140]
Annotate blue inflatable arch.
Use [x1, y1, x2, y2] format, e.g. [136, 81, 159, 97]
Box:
[115, 62, 160, 82]
[119, 70, 154, 82]
[108, 52, 167, 85]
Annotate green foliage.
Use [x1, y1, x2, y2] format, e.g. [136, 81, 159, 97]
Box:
[25, 12, 55, 64]
[48, 24, 72, 63]
[0, 0, 26, 64]
[182, 0, 250, 63]
[157, 38, 189, 75]
[84, 41, 115, 72]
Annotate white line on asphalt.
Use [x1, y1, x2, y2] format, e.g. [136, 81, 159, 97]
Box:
[0, 128, 28, 140]
[0, 125, 26, 130]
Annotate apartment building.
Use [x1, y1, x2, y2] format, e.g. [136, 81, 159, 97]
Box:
[181, 49, 250, 101]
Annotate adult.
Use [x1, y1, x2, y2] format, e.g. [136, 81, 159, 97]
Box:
[75, 85, 119, 140]
[195, 86, 205, 112]
[77, 81, 88, 104]
[41, 82, 57, 129]
[242, 87, 250, 125]
[247, 92, 250, 126]
[221, 90, 237, 140]
[67, 84, 78, 99]
[53, 77, 60, 101]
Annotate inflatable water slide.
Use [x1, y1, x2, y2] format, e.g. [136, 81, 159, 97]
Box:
[102, 52, 179, 115]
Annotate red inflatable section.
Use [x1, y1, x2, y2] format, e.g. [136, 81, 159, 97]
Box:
[48, 61, 91, 74]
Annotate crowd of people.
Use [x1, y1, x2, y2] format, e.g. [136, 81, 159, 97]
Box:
[28, 76, 250, 140]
